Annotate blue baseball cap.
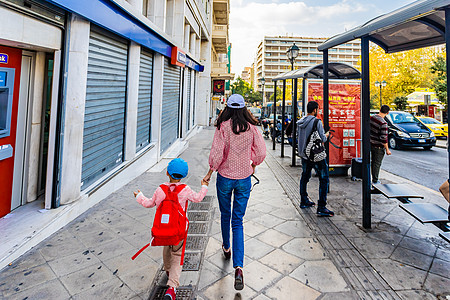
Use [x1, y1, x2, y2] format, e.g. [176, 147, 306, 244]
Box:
[167, 158, 188, 179]
[227, 94, 245, 109]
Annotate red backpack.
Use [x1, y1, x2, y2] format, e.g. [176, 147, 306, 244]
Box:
[132, 184, 189, 263]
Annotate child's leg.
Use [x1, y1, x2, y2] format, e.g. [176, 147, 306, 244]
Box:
[167, 240, 184, 288]
[163, 246, 171, 274]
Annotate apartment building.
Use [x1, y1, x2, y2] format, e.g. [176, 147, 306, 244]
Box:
[0, 0, 218, 268]
[253, 36, 361, 104]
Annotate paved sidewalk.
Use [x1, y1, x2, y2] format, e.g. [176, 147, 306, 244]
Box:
[0, 127, 449, 300]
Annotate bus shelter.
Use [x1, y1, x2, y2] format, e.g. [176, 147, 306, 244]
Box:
[272, 63, 361, 167]
[318, 0, 450, 229]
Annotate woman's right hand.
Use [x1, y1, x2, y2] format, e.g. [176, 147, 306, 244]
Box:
[203, 169, 213, 183]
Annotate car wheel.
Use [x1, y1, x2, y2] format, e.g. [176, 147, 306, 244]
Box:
[423, 146, 432, 150]
[389, 136, 397, 149]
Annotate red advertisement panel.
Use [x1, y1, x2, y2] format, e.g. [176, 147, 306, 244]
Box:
[307, 80, 361, 167]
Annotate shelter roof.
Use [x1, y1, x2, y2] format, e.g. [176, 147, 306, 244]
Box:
[272, 63, 361, 81]
[318, 0, 450, 53]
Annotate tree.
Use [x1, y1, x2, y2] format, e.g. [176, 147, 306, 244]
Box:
[270, 87, 283, 101]
[230, 77, 260, 104]
[430, 55, 447, 106]
[366, 44, 439, 107]
[393, 96, 408, 110]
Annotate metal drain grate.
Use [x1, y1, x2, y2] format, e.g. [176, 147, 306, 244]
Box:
[185, 236, 208, 251]
[149, 285, 193, 300]
[188, 202, 211, 211]
[188, 222, 208, 235]
[201, 196, 213, 203]
[182, 252, 202, 271]
[187, 211, 209, 222]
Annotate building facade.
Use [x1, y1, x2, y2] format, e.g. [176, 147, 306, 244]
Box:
[0, 0, 214, 225]
[253, 36, 361, 104]
[210, 0, 233, 123]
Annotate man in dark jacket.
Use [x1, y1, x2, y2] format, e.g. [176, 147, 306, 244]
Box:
[297, 101, 333, 217]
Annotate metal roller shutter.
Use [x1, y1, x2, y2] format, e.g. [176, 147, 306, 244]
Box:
[192, 72, 196, 127]
[81, 28, 128, 190]
[160, 58, 181, 154]
[136, 49, 153, 152]
[186, 70, 192, 131]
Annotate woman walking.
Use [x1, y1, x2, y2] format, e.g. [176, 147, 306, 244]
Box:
[203, 94, 266, 290]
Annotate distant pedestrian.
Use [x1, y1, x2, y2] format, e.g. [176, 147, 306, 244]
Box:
[297, 101, 334, 217]
[370, 105, 391, 184]
[133, 158, 208, 300]
[203, 94, 266, 290]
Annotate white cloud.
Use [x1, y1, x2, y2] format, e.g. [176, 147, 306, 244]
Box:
[229, 0, 390, 77]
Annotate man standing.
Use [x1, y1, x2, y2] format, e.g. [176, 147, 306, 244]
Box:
[297, 101, 333, 217]
[370, 105, 391, 184]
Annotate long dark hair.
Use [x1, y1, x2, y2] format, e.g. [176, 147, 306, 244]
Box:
[215, 106, 258, 134]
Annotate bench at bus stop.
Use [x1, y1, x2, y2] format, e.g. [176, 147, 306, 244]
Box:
[371, 183, 450, 242]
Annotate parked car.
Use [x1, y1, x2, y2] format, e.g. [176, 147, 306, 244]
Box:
[248, 107, 262, 124]
[385, 111, 436, 150]
[416, 116, 448, 138]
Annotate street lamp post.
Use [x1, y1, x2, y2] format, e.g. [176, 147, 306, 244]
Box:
[286, 43, 299, 167]
[374, 80, 387, 108]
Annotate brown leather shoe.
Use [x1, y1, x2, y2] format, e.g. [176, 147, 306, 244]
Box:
[222, 245, 231, 260]
[234, 267, 244, 290]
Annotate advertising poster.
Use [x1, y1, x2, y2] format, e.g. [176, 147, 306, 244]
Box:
[213, 80, 225, 95]
[307, 80, 361, 167]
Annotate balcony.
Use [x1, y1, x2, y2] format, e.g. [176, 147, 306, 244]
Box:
[211, 62, 234, 80]
[213, 0, 229, 25]
[212, 25, 228, 53]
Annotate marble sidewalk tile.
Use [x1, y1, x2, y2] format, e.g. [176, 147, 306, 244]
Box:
[397, 290, 439, 300]
[89, 238, 135, 261]
[282, 238, 327, 260]
[39, 232, 87, 261]
[116, 263, 159, 295]
[59, 263, 112, 295]
[429, 258, 450, 278]
[72, 277, 136, 300]
[0, 263, 57, 297]
[243, 220, 268, 237]
[264, 276, 321, 300]
[369, 259, 427, 290]
[103, 250, 155, 277]
[390, 247, 433, 271]
[47, 250, 101, 277]
[243, 260, 282, 292]
[197, 260, 227, 290]
[274, 220, 313, 238]
[290, 260, 349, 293]
[259, 248, 304, 274]
[423, 273, 450, 296]
[202, 274, 257, 300]
[244, 238, 275, 260]
[349, 237, 396, 259]
[255, 228, 293, 248]
[0, 249, 47, 278]
[7, 278, 70, 300]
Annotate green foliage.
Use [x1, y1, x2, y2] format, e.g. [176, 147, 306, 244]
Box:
[430, 56, 447, 106]
[230, 77, 261, 104]
[393, 96, 408, 111]
[270, 87, 283, 101]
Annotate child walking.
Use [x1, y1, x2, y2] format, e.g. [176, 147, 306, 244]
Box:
[134, 158, 208, 300]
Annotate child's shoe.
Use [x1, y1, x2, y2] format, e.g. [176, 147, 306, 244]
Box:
[222, 245, 231, 260]
[164, 287, 176, 300]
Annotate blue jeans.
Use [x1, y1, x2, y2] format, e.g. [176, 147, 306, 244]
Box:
[300, 158, 329, 208]
[216, 173, 251, 268]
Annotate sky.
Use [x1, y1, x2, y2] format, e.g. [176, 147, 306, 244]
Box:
[229, 0, 412, 77]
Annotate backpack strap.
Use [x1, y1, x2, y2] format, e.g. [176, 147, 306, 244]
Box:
[313, 118, 320, 131]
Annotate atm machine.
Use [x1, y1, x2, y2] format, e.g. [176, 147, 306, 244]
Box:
[0, 67, 15, 161]
[0, 47, 22, 218]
